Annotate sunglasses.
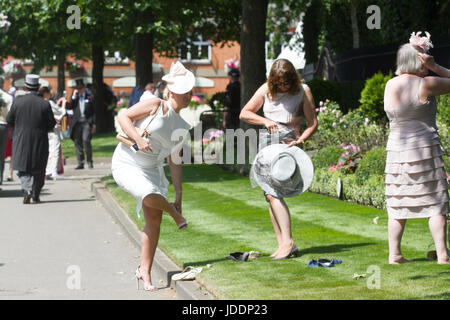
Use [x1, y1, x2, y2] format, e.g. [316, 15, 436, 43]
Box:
[276, 81, 291, 86]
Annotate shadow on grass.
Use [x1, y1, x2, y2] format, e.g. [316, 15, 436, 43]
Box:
[182, 257, 229, 268]
[424, 291, 450, 299]
[409, 271, 450, 281]
[299, 242, 375, 255]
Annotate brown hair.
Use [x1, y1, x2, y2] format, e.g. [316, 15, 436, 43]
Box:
[37, 86, 51, 98]
[267, 59, 303, 100]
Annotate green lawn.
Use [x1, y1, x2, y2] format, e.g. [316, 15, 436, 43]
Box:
[102, 164, 450, 300]
[61, 132, 118, 158]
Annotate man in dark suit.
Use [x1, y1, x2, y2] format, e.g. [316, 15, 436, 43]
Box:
[223, 68, 241, 129]
[6, 74, 56, 204]
[67, 79, 96, 169]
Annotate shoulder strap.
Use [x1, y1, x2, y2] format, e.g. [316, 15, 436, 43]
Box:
[142, 100, 163, 133]
[417, 77, 424, 103]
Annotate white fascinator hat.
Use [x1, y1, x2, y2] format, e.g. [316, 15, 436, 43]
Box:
[162, 61, 195, 94]
[250, 144, 314, 198]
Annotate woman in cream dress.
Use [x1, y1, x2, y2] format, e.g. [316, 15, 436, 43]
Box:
[384, 32, 450, 264]
[112, 61, 194, 290]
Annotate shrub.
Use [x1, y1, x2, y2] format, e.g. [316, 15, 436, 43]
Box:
[358, 71, 392, 123]
[209, 91, 226, 110]
[355, 147, 387, 185]
[312, 145, 345, 169]
[436, 94, 450, 127]
[310, 168, 386, 209]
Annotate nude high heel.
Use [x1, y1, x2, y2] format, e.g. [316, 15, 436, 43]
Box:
[134, 266, 157, 291]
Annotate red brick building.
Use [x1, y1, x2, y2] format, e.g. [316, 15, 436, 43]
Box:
[2, 40, 241, 98]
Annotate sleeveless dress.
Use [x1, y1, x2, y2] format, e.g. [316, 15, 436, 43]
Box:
[250, 84, 307, 197]
[111, 101, 190, 217]
[258, 84, 307, 149]
[384, 78, 449, 219]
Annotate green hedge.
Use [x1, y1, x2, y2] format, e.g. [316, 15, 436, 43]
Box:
[312, 145, 344, 169]
[355, 148, 387, 185]
[310, 167, 386, 210]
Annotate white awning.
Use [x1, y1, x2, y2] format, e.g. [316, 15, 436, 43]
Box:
[194, 76, 214, 88]
[113, 76, 135, 88]
[113, 75, 214, 88]
[67, 77, 92, 88]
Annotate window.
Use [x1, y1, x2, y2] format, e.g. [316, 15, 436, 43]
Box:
[178, 37, 211, 64]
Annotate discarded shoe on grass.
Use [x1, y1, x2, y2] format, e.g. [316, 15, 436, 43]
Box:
[171, 266, 203, 281]
[226, 252, 250, 262]
[249, 251, 262, 259]
[308, 258, 342, 268]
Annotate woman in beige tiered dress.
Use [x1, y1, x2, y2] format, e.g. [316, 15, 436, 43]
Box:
[384, 33, 450, 264]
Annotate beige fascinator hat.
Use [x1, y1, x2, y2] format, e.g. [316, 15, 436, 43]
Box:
[250, 144, 314, 198]
[162, 61, 195, 94]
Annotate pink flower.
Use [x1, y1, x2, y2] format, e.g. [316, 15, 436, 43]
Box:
[319, 101, 323, 106]
[337, 161, 343, 166]
[332, 122, 337, 127]
[213, 100, 219, 105]
[192, 96, 200, 103]
[329, 165, 337, 172]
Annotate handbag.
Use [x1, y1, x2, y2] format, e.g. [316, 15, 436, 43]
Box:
[116, 100, 162, 152]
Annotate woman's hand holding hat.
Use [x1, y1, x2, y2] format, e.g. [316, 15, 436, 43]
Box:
[287, 137, 304, 148]
[264, 118, 279, 133]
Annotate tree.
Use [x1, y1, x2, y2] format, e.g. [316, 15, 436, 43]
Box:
[240, 0, 268, 129]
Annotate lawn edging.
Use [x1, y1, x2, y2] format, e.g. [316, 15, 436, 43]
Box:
[91, 180, 215, 300]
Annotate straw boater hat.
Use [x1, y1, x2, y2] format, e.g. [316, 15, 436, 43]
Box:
[25, 74, 41, 90]
[162, 61, 195, 94]
[250, 144, 314, 198]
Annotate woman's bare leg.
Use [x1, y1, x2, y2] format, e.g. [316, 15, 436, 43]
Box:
[429, 215, 450, 264]
[142, 193, 186, 228]
[388, 218, 411, 264]
[267, 195, 294, 259]
[139, 204, 163, 288]
[268, 205, 282, 257]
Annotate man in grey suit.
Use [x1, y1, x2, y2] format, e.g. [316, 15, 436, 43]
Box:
[6, 74, 56, 204]
[67, 79, 96, 169]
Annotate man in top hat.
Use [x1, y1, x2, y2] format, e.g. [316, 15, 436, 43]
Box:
[6, 74, 56, 203]
[223, 68, 241, 129]
[66, 78, 96, 169]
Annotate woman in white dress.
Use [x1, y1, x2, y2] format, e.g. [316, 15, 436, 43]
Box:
[240, 59, 318, 260]
[112, 61, 194, 291]
[38, 87, 66, 179]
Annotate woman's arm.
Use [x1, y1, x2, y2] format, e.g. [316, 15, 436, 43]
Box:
[169, 154, 183, 214]
[418, 53, 450, 97]
[287, 86, 318, 148]
[419, 53, 450, 78]
[239, 83, 278, 133]
[118, 97, 161, 152]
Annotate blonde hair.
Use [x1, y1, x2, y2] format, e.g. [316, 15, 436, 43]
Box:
[267, 59, 303, 100]
[395, 43, 426, 76]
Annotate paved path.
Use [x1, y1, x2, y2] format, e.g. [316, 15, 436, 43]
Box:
[0, 159, 177, 300]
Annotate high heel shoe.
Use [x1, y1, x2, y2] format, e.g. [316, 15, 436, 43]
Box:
[134, 266, 157, 291]
[272, 244, 300, 260]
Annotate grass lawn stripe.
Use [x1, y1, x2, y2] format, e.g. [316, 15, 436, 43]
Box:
[102, 164, 450, 300]
[181, 165, 436, 253]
